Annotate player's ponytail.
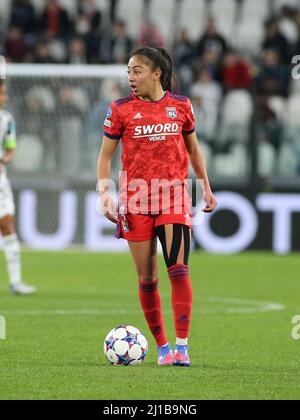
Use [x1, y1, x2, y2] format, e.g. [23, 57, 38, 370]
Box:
[130, 47, 176, 92]
[156, 48, 173, 92]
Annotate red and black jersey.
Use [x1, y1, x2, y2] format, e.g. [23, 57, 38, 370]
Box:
[103, 91, 195, 213]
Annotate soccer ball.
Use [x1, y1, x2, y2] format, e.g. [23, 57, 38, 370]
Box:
[103, 325, 148, 366]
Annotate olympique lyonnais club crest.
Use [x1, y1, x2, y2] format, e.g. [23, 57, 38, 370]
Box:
[166, 107, 177, 118]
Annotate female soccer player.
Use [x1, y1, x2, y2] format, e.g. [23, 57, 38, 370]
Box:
[0, 80, 36, 295]
[97, 47, 217, 366]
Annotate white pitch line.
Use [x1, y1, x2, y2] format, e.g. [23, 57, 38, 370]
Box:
[0, 297, 285, 316]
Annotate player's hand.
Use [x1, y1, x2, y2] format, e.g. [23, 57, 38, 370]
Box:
[202, 190, 217, 213]
[100, 193, 119, 224]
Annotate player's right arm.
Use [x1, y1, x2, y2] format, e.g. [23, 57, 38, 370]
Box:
[97, 135, 119, 224]
[97, 102, 123, 224]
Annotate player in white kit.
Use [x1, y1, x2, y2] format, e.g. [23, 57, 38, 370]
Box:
[0, 80, 36, 295]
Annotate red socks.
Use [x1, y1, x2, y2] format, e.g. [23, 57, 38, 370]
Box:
[138, 279, 168, 347]
[139, 265, 192, 345]
[167, 264, 192, 339]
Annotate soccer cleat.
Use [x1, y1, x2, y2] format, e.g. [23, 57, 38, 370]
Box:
[173, 345, 191, 367]
[10, 282, 37, 296]
[157, 344, 174, 366]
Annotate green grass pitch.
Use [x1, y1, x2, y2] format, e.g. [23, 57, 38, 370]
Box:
[0, 250, 300, 400]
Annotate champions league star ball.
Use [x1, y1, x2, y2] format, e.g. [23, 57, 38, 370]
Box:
[104, 325, 148, 366]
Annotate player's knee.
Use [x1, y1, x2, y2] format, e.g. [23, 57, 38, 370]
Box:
[138, 274, 157, 284]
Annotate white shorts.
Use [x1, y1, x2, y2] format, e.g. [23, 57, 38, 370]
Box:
[0, 177, 15, 219]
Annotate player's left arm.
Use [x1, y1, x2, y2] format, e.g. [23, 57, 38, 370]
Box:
[183, 131, 217, 213]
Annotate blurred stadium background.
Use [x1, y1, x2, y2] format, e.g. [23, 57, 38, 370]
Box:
[1, 0, 300, 253]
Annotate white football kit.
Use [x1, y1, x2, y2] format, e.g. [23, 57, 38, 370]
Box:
[0, 109, 17, 219]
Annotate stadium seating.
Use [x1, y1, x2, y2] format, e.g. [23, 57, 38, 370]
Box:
[233, 0, 268, 51]
[258, 141, 276, 177]
[290, 79, 300, 95]
[275, 0, 300, 10]
[117, 0, 144, 37]
[180, 0, 206, 40]
[214, 144, 249, 177]
[0, 0, 10, 19]
[279, 17, 299, 43]
[278, 142, 299, 176]
[217, 90, 253, 144]
[198, 142, 213, 173]
[3, 0, 299, 184]
[211, 0, 236, 39]
[12, 134, 43, 172]
[150, 0, 175, 41]
[286, 94, 300, 126]
[276, 94, 300, 176]
[268, 96, 287, 121]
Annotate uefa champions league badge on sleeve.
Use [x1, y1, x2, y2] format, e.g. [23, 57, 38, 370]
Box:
[104, 119, 112, 128]
[166, 107, 177, 118]
[106, 106, 112, 119]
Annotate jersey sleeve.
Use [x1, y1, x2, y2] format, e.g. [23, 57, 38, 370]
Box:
[4, 115, 17, 150]
[102, 102, 123, 141]
[182, 99, 195, 135]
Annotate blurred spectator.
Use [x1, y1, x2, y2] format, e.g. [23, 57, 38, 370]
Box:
[67, 37, 87, 64]
[57, 84, 88, 117]
[255, 49, 290, 97]
[173, 29, 195, 68]
[75, 12, 91, 37]
[221, 49, 252, 91]
[279, 6, 299, 44]
[190, 67, 222, 141]
[9, 0, 36, 43]
[48, 38, 67, 63]
[77, 0, 102, 33]
[101, 20, 133, 64]
[173, 29, 195, 94]
[198, 49, 221, 82]
[256, 95, 283, 151]
[75, 0, 103, 63]
[26, 85, 56, 114]
[34, 40, 56, 63]
[5, 26, 30, 62]
[138, 21, 165, 48]
[262, 18, 291, 64]
[85, 29, 102, 63]
[196, 17, 227, 60]
[39, 0, 73, 41]
[111, 20, 133, 64]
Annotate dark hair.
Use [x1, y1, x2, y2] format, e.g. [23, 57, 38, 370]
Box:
[130, 47, 176, 92]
